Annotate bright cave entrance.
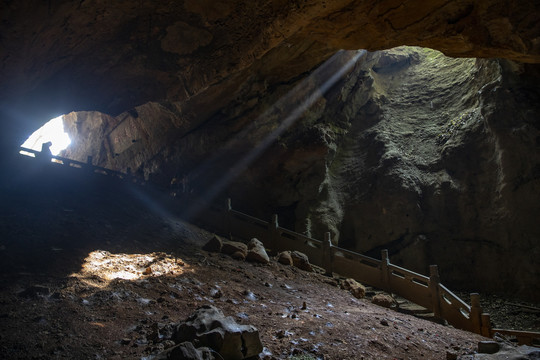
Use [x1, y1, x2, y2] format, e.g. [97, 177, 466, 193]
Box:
[20, 115, 71, 157]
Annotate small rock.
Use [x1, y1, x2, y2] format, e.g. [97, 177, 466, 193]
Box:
[162, 340, 175, 349]
[341, 278, 366, 299]
[18, 285, 50, 298]
[301, 301, 307, 310]
[230, 250, 246, 261]
[120, 338, 131, 345]
[148, 322, 161, 342]
[478, 340, 500, 354]
[210, 288, 223, 298]
[246, 238, 270, 264]
[323, 277, 340, 287]
[290, 251, 313, 272]
[380, 319, 389, 326]
[202, 235, 223, 253]
[277, 251, 293, 266]
[222, 240, 248, 259]
[154, 341, 215, 360]
[371, 293, 396, 308]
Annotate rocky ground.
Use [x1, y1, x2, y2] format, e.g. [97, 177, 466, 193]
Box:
[0, 161, 538, 359]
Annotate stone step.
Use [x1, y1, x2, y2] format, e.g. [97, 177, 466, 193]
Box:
[397, 301, 432, 315]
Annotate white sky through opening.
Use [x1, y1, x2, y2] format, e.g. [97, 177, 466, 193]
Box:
[21, 115, 71, 156]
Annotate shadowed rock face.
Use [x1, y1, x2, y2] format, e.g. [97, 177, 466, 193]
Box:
[1, 2, 539, 299]
[1, 0, 540, 146]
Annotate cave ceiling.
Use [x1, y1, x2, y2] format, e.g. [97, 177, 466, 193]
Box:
[1, 0, 539, 148]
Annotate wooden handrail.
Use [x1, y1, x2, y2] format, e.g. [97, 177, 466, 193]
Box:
[490, 328, 540, 346]
[206, 198, 495, 338]
[18, 147, 145, 185]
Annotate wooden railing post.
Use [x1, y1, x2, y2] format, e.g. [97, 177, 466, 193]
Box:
[470, 293, 482, 334]
[481, 313, 492, 337]
[381, 250, 390, 290]
[322, 232, 333, 276]
[271, 214, 279, 251]
[86, 155, 94, 174]
[225, 198, 232, 239]
[429, 265, 442, 318]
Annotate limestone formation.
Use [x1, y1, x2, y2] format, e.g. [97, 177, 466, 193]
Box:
[2, 1, 540, 152]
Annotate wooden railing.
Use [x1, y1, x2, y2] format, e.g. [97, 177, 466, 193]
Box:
[18, 147, 146, 185]
[196, 198, 539, 345]
[16, 149, 539, 345]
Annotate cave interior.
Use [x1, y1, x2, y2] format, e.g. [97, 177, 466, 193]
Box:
[1, 1, 539, 358]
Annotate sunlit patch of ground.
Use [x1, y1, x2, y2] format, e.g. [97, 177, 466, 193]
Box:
[71, 250, 191, 285]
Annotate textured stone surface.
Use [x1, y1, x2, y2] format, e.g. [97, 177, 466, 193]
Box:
[2, 0, 540, 151]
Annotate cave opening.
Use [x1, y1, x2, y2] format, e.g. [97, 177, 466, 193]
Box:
[19, 115, 71, 157]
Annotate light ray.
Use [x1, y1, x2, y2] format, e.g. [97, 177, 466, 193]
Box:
[183, 50, 367, 218]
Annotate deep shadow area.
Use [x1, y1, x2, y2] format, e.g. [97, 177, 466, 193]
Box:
[0, 153, 189, 282]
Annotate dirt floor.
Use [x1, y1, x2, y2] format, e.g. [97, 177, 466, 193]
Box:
[0, 162, 537, 359]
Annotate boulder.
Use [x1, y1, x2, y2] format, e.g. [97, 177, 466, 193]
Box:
[173, 305, 263, 360]
[221, 240, 248, 260]
[246, 238, 270, 264]
[341, 278, 366, 299]
[290, 251, 313, 272]
[202, 235, 223, 253]
[277, 251, 293, 266]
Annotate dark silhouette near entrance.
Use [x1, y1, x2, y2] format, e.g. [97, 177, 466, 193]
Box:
[39, 141, 53, 162]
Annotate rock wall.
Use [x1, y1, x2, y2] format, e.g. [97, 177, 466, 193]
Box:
[56, 47, 539, 299]
[2, 0, 540, 152]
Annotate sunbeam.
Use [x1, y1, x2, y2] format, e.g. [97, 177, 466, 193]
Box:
[182, 50, 367, 219]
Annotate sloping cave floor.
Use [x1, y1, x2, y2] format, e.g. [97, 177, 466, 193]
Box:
[0, 161, 538, 359]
